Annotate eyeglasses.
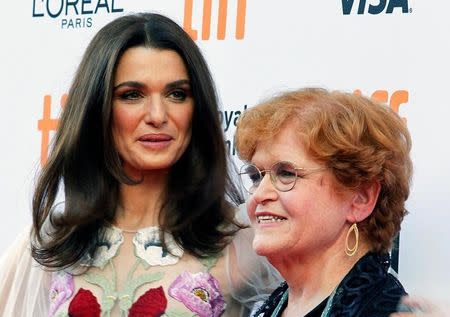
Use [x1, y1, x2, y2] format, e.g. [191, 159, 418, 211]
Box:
[239, 161, 325, 194]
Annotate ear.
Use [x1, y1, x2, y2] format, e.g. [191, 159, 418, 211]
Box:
[346, 181, 381, 223]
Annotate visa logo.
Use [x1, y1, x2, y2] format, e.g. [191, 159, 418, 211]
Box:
[342, 0, 410, 15]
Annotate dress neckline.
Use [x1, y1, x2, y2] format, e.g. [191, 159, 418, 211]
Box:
[107, 222, 159, 233]
[78, 224, 184, 269]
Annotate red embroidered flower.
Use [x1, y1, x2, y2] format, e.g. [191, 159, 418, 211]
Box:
[68, 288, 101, 317]
[128, 286, 167, 317]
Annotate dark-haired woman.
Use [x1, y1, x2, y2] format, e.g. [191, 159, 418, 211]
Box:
[0, 13, 279, 317]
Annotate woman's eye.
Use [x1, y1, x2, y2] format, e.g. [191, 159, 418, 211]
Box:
[168, 89, 188, 102]
[249, 172, 261, 184]
[119, 90, 143, 100]
[278, 169, 296, 178]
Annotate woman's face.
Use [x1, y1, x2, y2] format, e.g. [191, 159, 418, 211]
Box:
[246, 126, 354, 260]
[112, 47, 194, 176]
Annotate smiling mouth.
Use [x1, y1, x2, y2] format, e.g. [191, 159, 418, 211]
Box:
[257, 215, 287, 223]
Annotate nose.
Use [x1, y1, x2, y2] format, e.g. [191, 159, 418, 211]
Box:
[251, 173, 278, 205]
[144, 95, 167, 127]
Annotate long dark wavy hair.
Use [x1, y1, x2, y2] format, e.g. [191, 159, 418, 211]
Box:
[31, 13, 244, 269]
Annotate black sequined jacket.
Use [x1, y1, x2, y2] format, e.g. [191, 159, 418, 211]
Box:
[253, 252, 407, 317]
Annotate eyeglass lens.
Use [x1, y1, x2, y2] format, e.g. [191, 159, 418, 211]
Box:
[239, 161, 298, 193]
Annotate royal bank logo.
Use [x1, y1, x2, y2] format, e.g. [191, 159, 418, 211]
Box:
[342, 0, 411, 15]
[32, 0, 124, 29]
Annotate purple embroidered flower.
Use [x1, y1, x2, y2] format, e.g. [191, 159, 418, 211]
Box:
[168, 271, 226, 317]
[48, 271, 75, 317]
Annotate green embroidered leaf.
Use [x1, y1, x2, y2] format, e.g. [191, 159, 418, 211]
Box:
[121, 271, 164, 295]
[198, 252, 222, 271]
[84, 273, 116, 312]
[118, 294, 133, 311]
[84, 273, 115, 293]
[164, 309, 197, 317]
[101, 294, 117, 312]
[117, 271, 165, 312]
[139, 257, 151, 270]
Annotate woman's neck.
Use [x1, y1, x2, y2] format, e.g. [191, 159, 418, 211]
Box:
[114, 171, 168, 230]
[272, 241, 371, 317]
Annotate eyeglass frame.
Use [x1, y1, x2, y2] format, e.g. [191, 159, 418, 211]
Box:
[238, 160, 326, 194]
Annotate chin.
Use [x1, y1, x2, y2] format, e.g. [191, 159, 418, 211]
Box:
[141, 162, 173, 170]
[252, 239, 283, 258]
[136, 156, 178, 170]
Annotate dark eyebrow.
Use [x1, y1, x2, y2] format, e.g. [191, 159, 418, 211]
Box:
[113, 81, 145, 90]
[166, 79, 190, 90]
[113, 79, 190, 91]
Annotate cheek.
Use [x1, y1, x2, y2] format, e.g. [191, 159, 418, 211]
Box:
[111, 107, 139, 153]
[173, 106, 194, 136]
[279, 190, 330, 227]
[112, 107, 137, 133]
[246, 196, 257, 219]
[279, 191, 312, 216]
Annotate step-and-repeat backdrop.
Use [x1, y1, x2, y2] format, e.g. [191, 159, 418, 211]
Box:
[1, 0, 449, 301]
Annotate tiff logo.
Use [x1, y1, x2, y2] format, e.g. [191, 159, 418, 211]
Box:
[38, 94, 67, 166]
[342, 0, 410, 15]
[354, 89, 409, 122]
[183, 0, 247, 40]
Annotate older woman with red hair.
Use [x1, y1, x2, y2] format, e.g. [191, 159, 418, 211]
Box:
[235, 88, 413, 317]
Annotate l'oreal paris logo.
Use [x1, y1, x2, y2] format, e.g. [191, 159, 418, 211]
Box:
[341, 0, 411, 15]
[32, 0, 124, 29]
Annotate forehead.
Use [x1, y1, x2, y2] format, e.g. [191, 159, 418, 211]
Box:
[114, 47, 188, 82]
[250, 126, 313, 167]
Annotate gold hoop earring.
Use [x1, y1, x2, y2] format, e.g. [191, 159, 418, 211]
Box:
[345, 223, 359, 256]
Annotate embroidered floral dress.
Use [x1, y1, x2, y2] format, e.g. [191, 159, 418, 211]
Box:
[0, 216, 281, 317]
[48, 225, 236, 317]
